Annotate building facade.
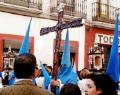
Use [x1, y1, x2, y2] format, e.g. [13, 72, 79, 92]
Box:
[0, 0, 119, 71]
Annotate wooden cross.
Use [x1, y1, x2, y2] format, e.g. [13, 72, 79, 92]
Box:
[40, 2, 83, 80]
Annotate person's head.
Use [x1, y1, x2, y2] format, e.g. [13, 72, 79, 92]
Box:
[43, 63, 47, 68]
[34, 66, 39, 77]
[79, 68, 90, 79]
[84, 73, 118, 95]
[46, 66, 52, 76]
[14, 53, 36, 79]
[59, 83, 81, 95]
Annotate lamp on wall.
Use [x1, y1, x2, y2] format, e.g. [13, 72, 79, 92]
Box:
[88, 43, 105, 72]
[89, 46, 94, 69]
[3, 44, 17, 70]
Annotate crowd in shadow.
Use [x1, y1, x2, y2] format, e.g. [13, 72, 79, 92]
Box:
[0, 53, 119, 95]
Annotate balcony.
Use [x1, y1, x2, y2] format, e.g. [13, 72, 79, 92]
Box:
[2, 0, 42, 9]
[50, 0, 87, 19]
[0, 0, 42, 17]
[92, 2, 120, 24]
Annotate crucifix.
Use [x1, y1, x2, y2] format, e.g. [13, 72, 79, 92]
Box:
[40, 2, 83, 80]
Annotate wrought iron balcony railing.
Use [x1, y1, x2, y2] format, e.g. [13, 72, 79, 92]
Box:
[50, 0, 87, 18]
[92, 2, 120, 24]
[0, 0, 42, 10]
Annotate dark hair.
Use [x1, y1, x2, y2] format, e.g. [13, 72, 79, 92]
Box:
[47, 66, 52, 71]
[59, 83, 81, 95]
[14, 53, 36, 79]
[86, 73, 118, 95]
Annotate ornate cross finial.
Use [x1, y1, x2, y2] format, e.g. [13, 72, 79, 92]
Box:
[57, 3, 65, 12]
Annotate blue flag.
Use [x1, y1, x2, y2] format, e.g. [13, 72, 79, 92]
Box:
[19, 17, 32, 54]
[72, 63, 78, 81]
[73, 63, 77, 73]
[9, 71, 16, 85]
[58, 29, 77, 84]
[40, 62, 51, 89]
[106, 15, 119, 83]
[73, 63, 78, 77]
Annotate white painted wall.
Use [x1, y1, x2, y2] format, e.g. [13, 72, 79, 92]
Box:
[0, 11, 85, 71]
[86, 0, 92, 21]
[110, 0, 120, 8]
[42, 0, 50, 13]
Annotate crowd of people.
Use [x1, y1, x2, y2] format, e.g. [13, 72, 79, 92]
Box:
[0, 53, 119, 95]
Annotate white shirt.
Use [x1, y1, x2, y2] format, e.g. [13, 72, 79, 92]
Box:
[77, 79, 87, 95]
[35, 77, 44, 88]
[15, 79, 33, 82]
[0, 83, 3, 88]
